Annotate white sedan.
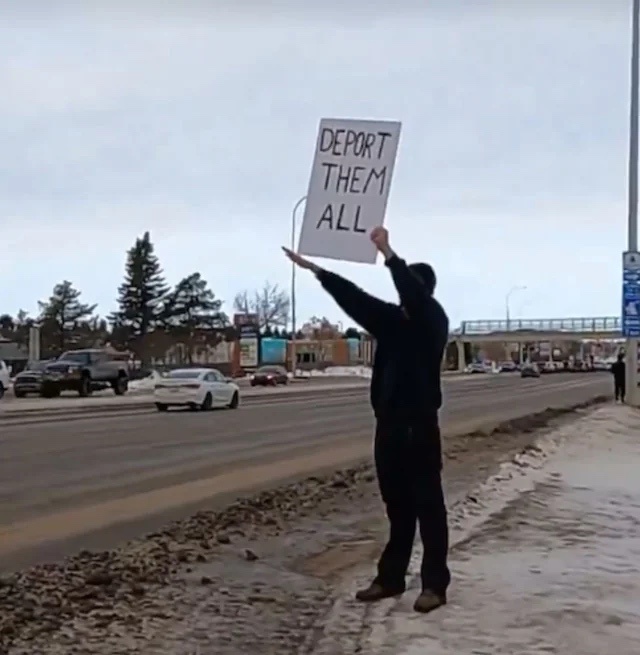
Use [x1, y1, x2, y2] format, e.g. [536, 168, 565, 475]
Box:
[154, 368, 240, 412]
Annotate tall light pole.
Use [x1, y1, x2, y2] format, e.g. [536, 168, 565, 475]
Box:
[505, 285, 527, 331]
[626, 0, 640, 406]
[290, 195, 307, 375]
[506, 285, 527, 364]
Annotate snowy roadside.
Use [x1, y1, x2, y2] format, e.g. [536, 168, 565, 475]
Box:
[312, 404, 640, 655]
[1, 398, 610, 655]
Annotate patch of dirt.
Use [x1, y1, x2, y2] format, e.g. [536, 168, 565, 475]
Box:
[299, 536, 380, 581]
[0, 397, 608, 654]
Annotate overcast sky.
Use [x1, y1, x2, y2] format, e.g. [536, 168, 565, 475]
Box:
[0, 1, 634, 329]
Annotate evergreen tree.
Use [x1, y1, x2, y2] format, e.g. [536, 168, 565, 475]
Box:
[110, 232, 169, 360]
[166, 272, 227, 362]
[38, 280, 96, 354]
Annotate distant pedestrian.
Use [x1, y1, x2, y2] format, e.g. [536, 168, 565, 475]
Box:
[611, 352, 626, 402]
[283, 226, 450, 614]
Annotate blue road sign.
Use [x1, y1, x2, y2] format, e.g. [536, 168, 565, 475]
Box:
[623, 251, 640, 337]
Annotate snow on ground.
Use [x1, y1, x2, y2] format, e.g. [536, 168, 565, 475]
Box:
[305, 366, 372, 378]
[235, 366, 374, 380]
[128, 370, 163, 392]
[311, 404, 640, 654]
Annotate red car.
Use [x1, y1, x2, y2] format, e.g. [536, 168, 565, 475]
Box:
[250, 365, 289, 386]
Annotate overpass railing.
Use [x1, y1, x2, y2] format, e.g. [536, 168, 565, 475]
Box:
[458, 316, 621, 336]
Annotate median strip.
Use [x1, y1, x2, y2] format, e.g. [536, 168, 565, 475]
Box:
[0, 383, 369, 423]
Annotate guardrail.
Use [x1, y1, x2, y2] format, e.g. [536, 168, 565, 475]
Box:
[458, 316, 621, 336]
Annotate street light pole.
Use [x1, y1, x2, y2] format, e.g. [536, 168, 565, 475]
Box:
[505, 285, 526, 331]
[626, 0, 640, 406]
[506, 285, 527, 364]
[290, 195, 307, 376]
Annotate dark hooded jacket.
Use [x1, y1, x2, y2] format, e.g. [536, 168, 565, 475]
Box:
[316, 255, 449, 419]
[611, 357, 626, 383]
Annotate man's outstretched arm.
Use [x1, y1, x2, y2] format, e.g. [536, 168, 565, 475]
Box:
[315, 269, 399, 337]
[282, 247, 399, 338]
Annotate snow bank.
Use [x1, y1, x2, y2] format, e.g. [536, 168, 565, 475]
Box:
[237, 366, 373, 380]
[303, 366, 372, 378]
[310, 404, 635, 654]
[128, 370, 163, 393]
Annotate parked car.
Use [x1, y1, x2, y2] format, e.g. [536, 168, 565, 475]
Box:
[41, 349, 129, 398]
[250, 365, 289, 386]
[498, 361, 518, 373]
[154, 367, 240, 411]
[12, 359, 54, 397]
[540, 361, 558, 374]
[521, 363, 541, 378]
[0, 360, 11, 399]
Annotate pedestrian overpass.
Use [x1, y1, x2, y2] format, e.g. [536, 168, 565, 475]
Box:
[452, 316, 622, 342]
[448, 316, 622, 372]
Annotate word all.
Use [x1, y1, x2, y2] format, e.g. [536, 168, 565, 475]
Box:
[316, 203, 365, 232]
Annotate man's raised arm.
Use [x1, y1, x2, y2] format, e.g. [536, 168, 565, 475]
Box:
[370, 227, 429, 323]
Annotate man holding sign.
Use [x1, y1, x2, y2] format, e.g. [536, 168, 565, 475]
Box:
[283, 226, 450, 614]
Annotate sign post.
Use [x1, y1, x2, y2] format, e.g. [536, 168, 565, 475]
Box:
[297, 118, 401, 264]
[623, 251, 640, 404]
[234, 313, 260, 371]
[625, 0, 640, 406]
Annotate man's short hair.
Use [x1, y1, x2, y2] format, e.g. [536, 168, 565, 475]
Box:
[408, 262, 436, 295]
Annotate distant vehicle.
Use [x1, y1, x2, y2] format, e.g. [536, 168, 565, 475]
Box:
[465, 362, 493, 373]
[521, 363, 541, 378]
[0, 360, 11, 399]
[41, 349, 129, 398]
[12, 360, 54, 398]
[569, 360, 590, 372]
[498, 361, 518, 373]
[250, 365, 289, 386]
[592, 360, 610, 372]
[154, 367, 240, 412]
[540, 361, 558, 374]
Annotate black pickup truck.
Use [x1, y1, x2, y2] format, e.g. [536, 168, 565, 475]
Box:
[40, 349, 129, 398]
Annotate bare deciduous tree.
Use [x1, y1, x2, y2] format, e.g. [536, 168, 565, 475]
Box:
[233, 281, 290, 332]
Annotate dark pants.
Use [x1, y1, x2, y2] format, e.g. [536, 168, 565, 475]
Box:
[373, 413, 450, 595]
[615, 379, 626, 401]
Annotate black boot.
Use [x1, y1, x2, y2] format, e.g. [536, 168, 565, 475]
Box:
[413, 589, 447, 614]
[355, 581, 405, 602]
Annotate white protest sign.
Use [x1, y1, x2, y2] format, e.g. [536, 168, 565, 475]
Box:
[297, 118, 402, 264]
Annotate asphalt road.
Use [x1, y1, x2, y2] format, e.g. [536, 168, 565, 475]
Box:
[0, 373, 611, 571]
